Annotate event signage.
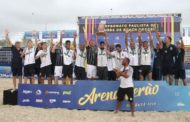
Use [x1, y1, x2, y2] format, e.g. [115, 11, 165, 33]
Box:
[18, 80, 190, 111]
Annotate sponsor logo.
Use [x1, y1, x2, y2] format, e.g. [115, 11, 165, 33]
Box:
[23, 90, 32, 94]
[36, 90, 42, 95]
[177, 102, 185, 107]
[63, 91, 71, 95]
[49, 99, 56, 104]
[45, 90, 60, 95]
[36, 99, 43, 103]
[62, 100, 71, 103]
[22, 99, 30, 103]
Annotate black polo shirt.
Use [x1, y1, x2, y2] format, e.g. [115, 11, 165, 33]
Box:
[175, 48, 185, 70]
[11, 45, 23, 68]
[153, 48, 163, 69]
[162, 43, 177, 69]
[86, 46, 97, 66]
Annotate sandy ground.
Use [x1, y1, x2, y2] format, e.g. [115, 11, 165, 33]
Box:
[0, 78, 190, 122]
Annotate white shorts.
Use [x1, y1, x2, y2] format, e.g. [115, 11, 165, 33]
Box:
[54, 66, 63, 77]
[87, 64, 97, 78]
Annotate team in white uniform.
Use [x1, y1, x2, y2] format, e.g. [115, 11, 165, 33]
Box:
[6, 28, 157, 86]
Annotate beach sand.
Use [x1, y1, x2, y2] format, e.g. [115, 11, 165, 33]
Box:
[0, 78, 190, 122]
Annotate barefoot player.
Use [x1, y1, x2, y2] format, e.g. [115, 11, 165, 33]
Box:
[113, 57, 135, 116]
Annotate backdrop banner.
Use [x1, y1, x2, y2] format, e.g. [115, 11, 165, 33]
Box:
[18, 80, 190, 111]
[78, 15, 181, 47]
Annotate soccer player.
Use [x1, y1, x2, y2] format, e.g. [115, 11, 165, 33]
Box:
[52, 31, 64, 84]
[22, 39, 36, 84]
[33, 32, 42, 84]
[5, 30, 23, 90]
[62, 38, 75, 85]
[35, 36, 53, 84]
[111, 44, 128, 70]
[139, 31, 153, 81]
[96, 32, 108, 80]
[125, 29, 140, 80]
[153, 31, 164, 80]
[175, 39, 187, 86]
[83, 27, 98, 80]
[107, 44, 116, 80]
[157, 33, 177, 85]
[73, 33, 86, 80]
[113, 57, 135, 117]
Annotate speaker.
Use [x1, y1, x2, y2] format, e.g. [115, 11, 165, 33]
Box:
[3, 89, 18, 105]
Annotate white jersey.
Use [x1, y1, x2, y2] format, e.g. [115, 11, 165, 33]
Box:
[107, 53, 116, 71]
[140, 47, 152, 65]
[127, 46, 139, 66]
[119, 66, 134, 88]
[111, 50, 128, 69]
[75, 48, 86, 68]
[63, 46, 74, 65]
[24, 47, 36, 66]
[97, 48, 108, 67]
[36, 46, 52, 68]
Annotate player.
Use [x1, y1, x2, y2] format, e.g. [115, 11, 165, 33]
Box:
[62, 38, 75, 84]
[83, 27, 98, 80]
[73, 33, 86, 80]
[125, 29, 140, 80]
[139, 31, 153, 81]
[51, 31, 64, 84]
[107, 44, 116, 80]
[96, 32, 108, 80]
[35, 39, 52, 84]
[21, 39, 36, 84]
[113, 57, 135, 117]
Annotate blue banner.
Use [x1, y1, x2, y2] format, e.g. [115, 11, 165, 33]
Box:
[24, 32, 39, 39]
[18, 81, 190, 111]
[42, 31, 58, 39]
[62, 30, 77, 38]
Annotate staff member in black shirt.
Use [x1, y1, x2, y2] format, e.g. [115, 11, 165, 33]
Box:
[153, 31, 164, 80]
[5, 30, 23, 90]
[175, 39, 187, 86]
[157, 32, 177, 85]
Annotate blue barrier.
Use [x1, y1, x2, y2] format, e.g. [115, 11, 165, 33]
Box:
[18, 80, 190, 111]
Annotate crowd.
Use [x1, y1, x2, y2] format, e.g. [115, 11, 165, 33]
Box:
[4, 27, 187, 90]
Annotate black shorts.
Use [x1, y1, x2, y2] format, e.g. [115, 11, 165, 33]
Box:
[131, 66, 139, 80]
[175, 69, 186, 80]
[140, 65, 152, 78]
[24, 64, 35, 77]
[51, 64, 55, 75]
[117, 87, 134, 102]
[34, 67, 41, 76]
[162, 65, 174, 75]
[74, 66, 86, 80]
[40, 65, 51, 77]
[63, 64, 73, 78]
[108, 71, 116, 81]
[11, 67, 22, 76]
[97, 67, 108, 80]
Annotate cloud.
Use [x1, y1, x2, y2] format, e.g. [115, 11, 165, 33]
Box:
[0, 0, 190, 40]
